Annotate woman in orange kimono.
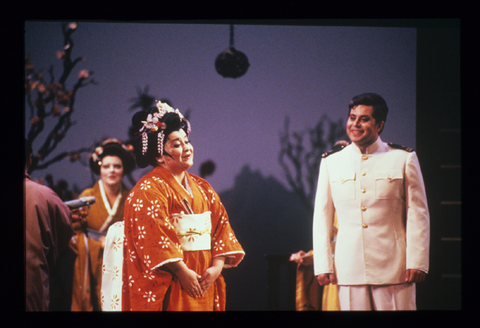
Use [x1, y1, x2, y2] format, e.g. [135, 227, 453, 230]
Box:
[70, 138, 135, 310]
[122, 101, 244, 311]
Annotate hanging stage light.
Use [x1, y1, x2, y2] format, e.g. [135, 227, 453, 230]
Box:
[215, 24, 250, 78]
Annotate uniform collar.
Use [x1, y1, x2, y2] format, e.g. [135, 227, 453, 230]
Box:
[351, 136, 383, 154]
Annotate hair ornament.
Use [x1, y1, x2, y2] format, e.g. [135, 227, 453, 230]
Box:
[89, 138, 135, 174]
[158, 132, 164, 155]
[142, 131, 148, 155]
[137, 100, 191, 156]
[138, 101, 175, 134]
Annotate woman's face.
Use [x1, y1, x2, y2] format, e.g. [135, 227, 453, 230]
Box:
[100, 155, 124, 188]
[161, 129, 194, 174]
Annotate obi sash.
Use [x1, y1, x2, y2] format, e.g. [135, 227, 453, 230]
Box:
[171, 211, 212, 251]
[86, 228, 107, 241]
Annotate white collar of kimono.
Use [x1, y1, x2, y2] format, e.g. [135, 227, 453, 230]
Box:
[172, 173, 193, 197]
[98, 180, 123, 232]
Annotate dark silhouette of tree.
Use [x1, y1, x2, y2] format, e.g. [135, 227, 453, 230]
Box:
[25, 22, 97, 174]
[128, 85, 156, 112]
[278, 114, 348, 216]
[44, 174, 79, 201]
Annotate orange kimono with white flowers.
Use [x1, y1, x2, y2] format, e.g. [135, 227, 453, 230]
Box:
[122, 166, 245, 311]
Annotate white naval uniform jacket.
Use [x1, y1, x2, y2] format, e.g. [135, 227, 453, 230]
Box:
[312, 137, 430, 285]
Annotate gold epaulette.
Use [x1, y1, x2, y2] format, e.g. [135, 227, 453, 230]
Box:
[322, 143, 347, 158]
[388, 142, 414, 152]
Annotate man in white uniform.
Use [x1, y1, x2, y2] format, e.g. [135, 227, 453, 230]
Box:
[312, 93, 429, 310]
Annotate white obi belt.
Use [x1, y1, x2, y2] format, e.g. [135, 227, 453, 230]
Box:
[171, 211, 212, 251]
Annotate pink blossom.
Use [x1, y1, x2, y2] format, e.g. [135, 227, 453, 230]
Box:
[78, 69, 89, 79]
[56, 50, 65, 59]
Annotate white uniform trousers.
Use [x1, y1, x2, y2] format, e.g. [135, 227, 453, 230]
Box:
[338, 283, 416, 311]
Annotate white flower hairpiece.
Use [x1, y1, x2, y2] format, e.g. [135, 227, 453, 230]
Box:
[139, 100, 190, 155]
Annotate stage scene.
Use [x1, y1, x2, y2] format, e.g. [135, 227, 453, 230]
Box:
[24, 20, 460, 311]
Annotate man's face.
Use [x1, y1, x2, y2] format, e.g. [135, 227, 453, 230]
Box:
[346, 105, 384, 150]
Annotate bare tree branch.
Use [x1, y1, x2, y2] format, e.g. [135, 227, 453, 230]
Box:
[25, 22, 96, 173]
[278, 114, 348, 216]
[34, 147, 92, 170]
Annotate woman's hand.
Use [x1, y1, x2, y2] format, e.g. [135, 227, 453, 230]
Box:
[70, 208, 88, 232]
[289, 250, 313, 266]
[71, 208, 88, 226]
[177, 268, 203, 298]
[98, 236, 106, 249]
[165, 261, 202, 298]
[199, 256, 225, 295]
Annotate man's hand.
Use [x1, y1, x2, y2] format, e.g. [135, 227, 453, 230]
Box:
[405, 269, 426, 283]
[316, 273, 337, 286]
